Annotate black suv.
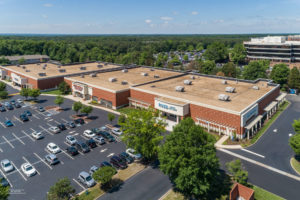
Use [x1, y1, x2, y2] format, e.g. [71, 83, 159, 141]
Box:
[119, 152, 134, 164]
[57, 124, 67, 131]
[99, 131, 115, 142]
[86, 139, 97, 148]
[110, 155, 128, 169]
[74, 118, 84, 125]
[20, 114, 29, 122]
[66, 146, 79, 156]
[75, 141, 90, 153]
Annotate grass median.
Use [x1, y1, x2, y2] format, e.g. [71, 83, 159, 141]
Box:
[290, 157, 300, 175]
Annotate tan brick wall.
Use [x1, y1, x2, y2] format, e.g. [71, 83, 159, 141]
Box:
[116, 90, 130, 108]
[92, 87, 117, 107]
[130, 89, 157, 107]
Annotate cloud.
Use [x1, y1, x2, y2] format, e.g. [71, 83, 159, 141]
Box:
[213, 19, 224, 23]
[42, 14, 48, 19]
[145, 19, 152, 24]
[44, 3, 53, 7]
[160, 16, 173, 21]
[191, 11, 198, 15]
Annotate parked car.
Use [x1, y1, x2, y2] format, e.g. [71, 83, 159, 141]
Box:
[24, 110, 32, 116]
[0, 107, 5, 112]
[31, 132, 44, 140]
[38, 107, 45, 112]
[93, 136, 105, 145]
[100, 161, 112, 168]
[75, 141, 90, 153]
[6, 105, 13, 110]
[21, 163, 37, 177]
[110, 156, 127, 169]
[91, 128, 101, 134]
[14, 103, 21, 108]
[49, 126, 60, 134]
[111, 127, 123, 136]
[83, 130, 95, 138]
[3, 102, 9, 107]
[5, 120, 13, 127]
[0, 175, 9, 187]
[57, 124, 67, 131]
[20, 114, 29, 122]
[10, 100, 15, 105]
[74, 118, 84, 125]
[99, 131, 115, 142]
[0, 159, 14, 173]
[100, 126, 109, 132]
[17, 99, 23, 104]
[47, 143, 61, 154]
[89, 165, 99, 174]
[126, 148, 142, 161]
[66, 121, 75, 128]
[45, 154, 60, 165]
[86, 139, 97, 148]
[119, 152, 134, 164]
[77, 171, 96, 188]
[66, 146, 79, 156]
[66, 135, 77, 146]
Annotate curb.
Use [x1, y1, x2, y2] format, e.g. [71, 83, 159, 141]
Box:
[158, 188, 172, 200]
[290, 157, 300, 176]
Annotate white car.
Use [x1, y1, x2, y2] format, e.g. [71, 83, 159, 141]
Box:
[32, 132, 44, 140]
[0, 159, 14, 173]
[47, 143, 61, 154]
[49, 126, 60, 134]
[83, 130, 95, 138]
[17, 99, 23, 104]
[100, 126, 109, 132]
[126, 148, 142, 161]
[66, 135, 77, 145]
[111, 128, 123, 136]
[21, 163, 37, 177]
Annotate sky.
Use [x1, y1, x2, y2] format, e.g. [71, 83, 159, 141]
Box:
[0, 0, 300, 34]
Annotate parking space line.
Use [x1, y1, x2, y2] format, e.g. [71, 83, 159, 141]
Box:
[107, 153, 114, 157]
[100, 148, 108, 153]
[69, 131, 75, 134]
[48, 119, 53, 122]
[241, 148, 265, 158]
[22, 130, 35, 142]
[0, 122, 6, 128]
[5, 117, 9, 121]
[14, 116, 24, 124]
[0, 168, 13, 187]
[12, 133, 25, 145]
[72, 178, 86, 190]
[11, 161, 27, 181]
[32, 114, 40, 119]
[64, 142, 71, 146]
[30, 128, 36, 133]
[33, 153, 52, 170]
[60, 150, 74, 160]
[0, 147, 3, 152]
[2, 136, 14, 149]
[39, 125, 54, 136]
[22, 156, 40, 175]
[61, 118, 68, 123]
[46, 123, 53, 127]
[60, 160, 64, 165]
[54, 120, 60, 124]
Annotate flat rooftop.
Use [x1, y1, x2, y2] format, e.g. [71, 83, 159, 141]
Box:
[66, 67, 182, 92]
[133, 74, 277, 113]
[1, 62, 122, 79]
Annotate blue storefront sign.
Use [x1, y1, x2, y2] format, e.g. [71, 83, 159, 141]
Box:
[158, 103, 177, 112]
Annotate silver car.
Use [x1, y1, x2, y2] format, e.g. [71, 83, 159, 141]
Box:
[66, 135, 77, 145]
[49, 126, 60, 134]
[32, 132, 44, 140]
[78, 171, 96, 187]
[93, 136, 105, 145]
[0, 159, 14, 173]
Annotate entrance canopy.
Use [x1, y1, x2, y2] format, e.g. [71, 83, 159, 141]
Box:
[245, 115, 263, 130]
[276, 93, 287, 102]
[154, 97, 189, 116]
[264, 101, 278, 112]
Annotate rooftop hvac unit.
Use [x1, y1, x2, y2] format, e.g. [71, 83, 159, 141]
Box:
[42, 66, 46, 70]
[90, 73, 97, 77]
[104, 63, 108, 66]
[141, 72, 148, 76]
[222, 80, 227, 85]
[80, 66, 86, 70]
[154, 75, 160, 78]
[57, 65, 61, 68]
[121, 81, 128, 85]
[25, 70, 30, 72]
[122, 69, 128, 73]
[80, 74, 84, 78]
[109, 77, 117, 82]
[253, 86, 260, 90]
[97, 64, 103, 68]
[16, 64, 20, 67]
[38, 72, 46, 77]
[150, 68, 155, 71]
[225, 86, 235, 93]
[59, 69, 66, 73]
[22, 66, 26, 69]
[184, 80, 192, 85]
[151, 85, 156, 88]
[190, 76, 195, 80]
[218, 94, 230, 101]
[43, 64, 47, 67]
[175, 86, 185, 92]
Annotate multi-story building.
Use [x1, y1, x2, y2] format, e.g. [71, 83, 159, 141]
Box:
[4, 55, 50, 64]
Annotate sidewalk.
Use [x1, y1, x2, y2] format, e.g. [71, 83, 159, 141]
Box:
[214, 135, 242, 149]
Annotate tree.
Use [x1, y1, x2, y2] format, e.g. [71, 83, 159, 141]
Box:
[158, 118, 219, 199]
[54, 95, 64, 109]
[119, 108, 165, 161]
[226, 159, 248, 185]
[92, 166, 116, 188]
[200, 60, 217, 75]
[58, 81, 70, 95]
[80, 105, 93, 116]
[0, 82, 6, 91]
[18, 57, 26, 65]
[20, 88, 30, 100]
[0, 57, 10, 65]
[0, 91, 8, 99]
[231, 43, 247, 64]
[290, 133, 300, 157]
[222, 62, 237, 77]
[118, 114, 126, 125]
[270, 64, 290, 86]
[293, 119, 300, 134]
[47, 177, 75, 200]
[242, 61, 268, 80]
[72, 101, 82, 115]
[29, 88, 41, 100]
[183, 54, 189, 62]
[108, 113, 115, 124]
[288, 67, 300, 89]
[0, 185, 9, 200]
[203, 42, 228, 63]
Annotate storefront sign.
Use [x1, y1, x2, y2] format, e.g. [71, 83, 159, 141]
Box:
[155, 99, 189, 116]
[73, 82, 88, 94]
[241, 104, 258, 126]
[11, 73, 27, 85]
[158, 103, 177, 112]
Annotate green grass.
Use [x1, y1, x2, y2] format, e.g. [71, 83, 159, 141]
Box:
[291, 157, 300, 175]
[253, 185, 284, 200]
[117, 107, 137, 115]
[41, 89, 69, 95]
[76, 185, 105, 200]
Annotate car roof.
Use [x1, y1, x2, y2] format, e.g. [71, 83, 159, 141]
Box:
[79, 171, 90, 177]
[1, 159, 9, 164]
[48, 143, 56, 146]
[47, 154, 56, 159]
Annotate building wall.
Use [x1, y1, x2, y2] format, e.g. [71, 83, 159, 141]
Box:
[36, 77, 64, 90]
[116, 90, 131, 108]
[258, 86, 280, 115]
[130, 89, 157, 106]
[92, 87, 117, 108]
[6, 69, 38, 89]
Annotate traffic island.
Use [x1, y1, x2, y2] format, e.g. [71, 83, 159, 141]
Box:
[290, 157, 300, 175]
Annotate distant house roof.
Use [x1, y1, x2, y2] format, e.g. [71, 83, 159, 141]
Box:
[4, 55, 49, 61]
[230, 183, 254, 200]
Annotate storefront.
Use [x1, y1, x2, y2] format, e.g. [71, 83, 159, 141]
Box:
[72, 82, 92, 100]
[154, 97, 189, 131]
[0, 69, 7, 80]
[11, 73, 28, 87]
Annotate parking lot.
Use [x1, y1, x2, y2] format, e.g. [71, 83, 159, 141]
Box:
[0, 91, 125, 200]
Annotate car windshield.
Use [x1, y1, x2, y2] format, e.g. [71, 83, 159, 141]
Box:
[53, 158, 58, 161]
[52, 145, 58, 149]
[25, 166, 33, 171]
[85, 176, 92, 181]
[4, 163, 10, 167]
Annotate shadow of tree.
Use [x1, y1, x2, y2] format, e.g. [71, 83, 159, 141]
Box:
[104, 178, 124, 193]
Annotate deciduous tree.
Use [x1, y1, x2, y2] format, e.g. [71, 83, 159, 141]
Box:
[230, 43, 246, 64]
[72, 101, 82, 115]
[288, 67, 300, 89]
[58, 81, 70, 95]
[289, 133, 300, 156]
[222, 62, 237, 77]
[242, 60, 268, 80]
[54, 95, 64, 109]
[80, 105, 93, 116]
[108, 113, 115, 124]
[200, 60, 217, 75]
[226, 159, 248, 185]
[203, 42, 228, 62]
[92, 166, 116, 188]
[270, 63, 290, 86]
[47, 177, 75, 200]
[29, 89, 41, 100]
[20, 88, 30, 100]
[0, 82, 6, 91]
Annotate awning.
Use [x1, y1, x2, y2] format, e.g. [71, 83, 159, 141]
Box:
[276, 93, 287, 101]
[245, 115, 263, 130]
[264, 101, 278, 112]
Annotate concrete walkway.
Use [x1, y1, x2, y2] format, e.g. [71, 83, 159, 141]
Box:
[214, 135, 242, 149]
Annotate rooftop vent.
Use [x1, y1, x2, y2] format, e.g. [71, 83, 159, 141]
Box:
[58, 69, 66, 73]
[38, 72, 46, 77]
[154, 75, 160, 78]
[122, 69, 128, 73]
[22, 66, 26, 69]
[43, 64, 47, 67]
[109, 77, 117, 82]
[190, 76, 195, 80]
[218, 94, 230, 101]
[42, 66, 46, 70]
[151, 85, 156, 88]
[184, 80, 192, 85]
[37, 63, 40, 66]
[80, 74, 84, 78]
[80, 66, 86, 70]
[150, 68, 155, 71]
[104, 63, 108, 66]
[16, 64, 20, 67]
[175, 86, 185, 92]
[97, 64, 103, 68]
[90, 73, 97, 77]
[222, 80, 227, 85]
[253, 86, 260, 90]
[225, 87, 235, 93]
[121, 81, 128, 85]
[25, 70, 30, 72]
[141, 72, 148, 76]
[57, 65, 61, 68]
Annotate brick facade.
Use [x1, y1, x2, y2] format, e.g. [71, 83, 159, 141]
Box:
[257, 86, 280, 115]
[130, 89, 157, 106]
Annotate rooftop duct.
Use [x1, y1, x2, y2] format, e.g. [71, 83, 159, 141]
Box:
[175, 86, 185, 92]
[218, 94, 230, 101]
[38, 72, 46, 77]
[225, 87, 235, 93]
[141, 72, 148, 76]
[222, 80, 227, 85]
[80, 66, 86, 70]
[184, 80, 192, 85]
[109, 77, 117, 82]
[122, 69, 128, 73]
[154, 75, 160, 78]
[58, 69, 66, 73]
[121, 81, 128, 85]
[97, 64, 103, 68]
